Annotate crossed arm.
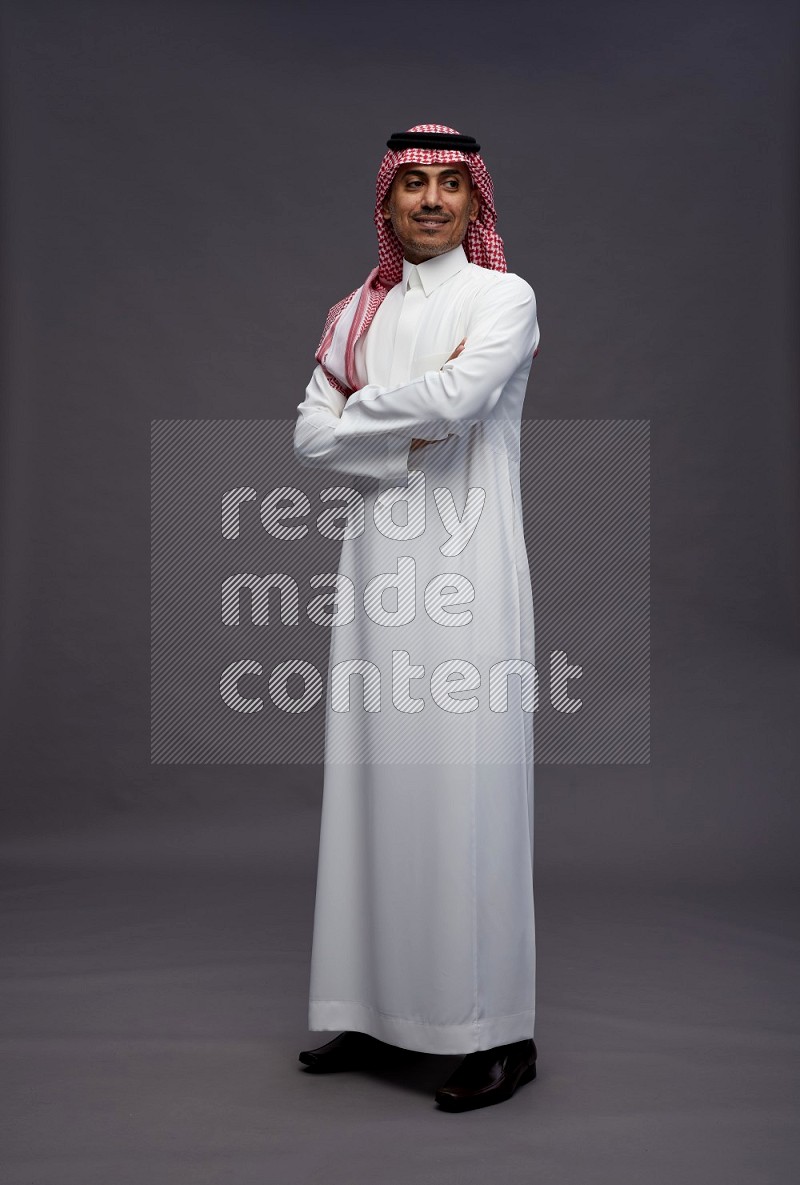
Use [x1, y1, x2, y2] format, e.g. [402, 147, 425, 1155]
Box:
[292, 275, 538, 482]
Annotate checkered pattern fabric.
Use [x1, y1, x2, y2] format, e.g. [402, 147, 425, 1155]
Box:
[315, 124, 507, 394]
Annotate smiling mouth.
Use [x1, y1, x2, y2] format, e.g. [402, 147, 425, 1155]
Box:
[414, 217, 449, 228]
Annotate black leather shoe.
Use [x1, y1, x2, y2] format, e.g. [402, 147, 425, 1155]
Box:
[434, 1038, 537, 1111]
[299, 1030, 407, 1073]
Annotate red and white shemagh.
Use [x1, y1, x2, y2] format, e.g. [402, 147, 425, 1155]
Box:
[314, 123, 507, 395]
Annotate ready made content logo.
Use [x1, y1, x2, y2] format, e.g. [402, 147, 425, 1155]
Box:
[150, 419, 650, 765]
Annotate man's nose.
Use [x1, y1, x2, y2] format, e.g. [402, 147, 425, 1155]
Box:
[420, 181, 443, 209]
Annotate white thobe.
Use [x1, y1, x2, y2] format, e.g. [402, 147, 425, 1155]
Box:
[293, 243, 540, 1054]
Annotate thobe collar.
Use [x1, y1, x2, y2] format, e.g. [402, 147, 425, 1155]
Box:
[402, 243, 468, 297]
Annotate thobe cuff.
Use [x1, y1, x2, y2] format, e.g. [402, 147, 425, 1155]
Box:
[294, 364, 413, 483]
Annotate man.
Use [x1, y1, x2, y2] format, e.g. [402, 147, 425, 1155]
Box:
[293, 124, 540, 1112]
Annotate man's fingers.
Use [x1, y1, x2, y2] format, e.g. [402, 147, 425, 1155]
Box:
[445, 337, 467, 364]
[410, 433, 457, 452]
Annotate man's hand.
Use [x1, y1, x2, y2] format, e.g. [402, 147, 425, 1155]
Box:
[410, 338, 466, 451]
[446, 337, 467, 363]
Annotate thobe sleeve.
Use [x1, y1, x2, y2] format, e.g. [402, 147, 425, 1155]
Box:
[331, 276, 539, 446]
[293, 364, 414, 481]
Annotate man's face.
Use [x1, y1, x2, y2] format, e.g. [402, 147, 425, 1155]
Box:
[381, 163, 480, 264]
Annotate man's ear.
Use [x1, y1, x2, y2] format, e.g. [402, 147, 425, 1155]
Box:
[469, 188, 480, 223]
[381, 199, 391, 222]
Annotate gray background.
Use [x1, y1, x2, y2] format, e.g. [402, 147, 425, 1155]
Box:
[1, 0, 798, 1181]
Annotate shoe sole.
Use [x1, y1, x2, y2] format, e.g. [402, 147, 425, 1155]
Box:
[299, 1053, 377, 1072]
[299, 1047, 416, 1073]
